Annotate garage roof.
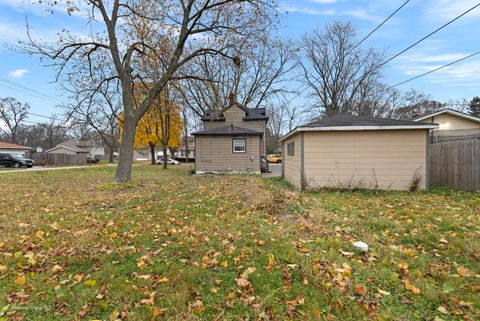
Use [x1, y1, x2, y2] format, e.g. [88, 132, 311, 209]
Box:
[0, 141, 31, 150]
[280, 115, 438, 141]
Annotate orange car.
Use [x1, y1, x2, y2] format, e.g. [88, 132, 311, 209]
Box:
[267, 154, 282, 163]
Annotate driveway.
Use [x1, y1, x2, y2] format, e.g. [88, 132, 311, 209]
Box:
[263, 163, 281, 177]
[0, 164, 116, 174]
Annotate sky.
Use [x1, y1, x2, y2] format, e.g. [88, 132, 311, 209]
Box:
[1, 0, 480, 126]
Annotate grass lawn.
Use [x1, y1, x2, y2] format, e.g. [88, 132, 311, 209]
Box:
[0, 166, 479, 320]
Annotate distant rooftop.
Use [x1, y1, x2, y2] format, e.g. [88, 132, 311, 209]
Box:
[0, 141, 31, 150]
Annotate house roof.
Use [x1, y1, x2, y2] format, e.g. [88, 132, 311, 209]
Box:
[412, 108, 480, 123]
[192, 124, 264, 136]
[0, 141, 31, 150]
[201, 102, 269, 122]
[280, 115, 439, 141]
[45, 145, 88, 153]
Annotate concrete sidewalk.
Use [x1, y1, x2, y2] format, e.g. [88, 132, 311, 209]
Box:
[0, 164, 116, 174]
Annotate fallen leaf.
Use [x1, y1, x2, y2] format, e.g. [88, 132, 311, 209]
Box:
[340, 250, 354, 257]
[378, 289, 391, 296]
[14, 275, 26, 285]
[35, 230, 45, 239]
[403, 280, 420, 295]
[456, 265, 472, 277]
[354, 284, 368, 296]
[158, 277, 168, 283]
[437, 306, 448, 314]
[84, 279, 96, 286]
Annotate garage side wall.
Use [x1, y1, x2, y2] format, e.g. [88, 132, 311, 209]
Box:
[303, 130, 427, 191]
[195, 136, 261, 173]
[282, 134, 302, 188]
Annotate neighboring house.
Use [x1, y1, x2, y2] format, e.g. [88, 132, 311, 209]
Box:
[46, 140, 105, 157]
[0, 141, 31, 157]
[192, 98, 269, 174]
[133, 147, 172, 162]
[280, 115, 438, 191]
[413, 109, 480, 139]
[175, 136, 195, 161]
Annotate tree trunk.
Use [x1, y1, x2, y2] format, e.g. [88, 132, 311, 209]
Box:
[185, 140, 189, 164]
[108, 146, 114, 163]
[162, 144, 168, 169]
[150, 143, 156, 165]
[114, 118, 136, 183]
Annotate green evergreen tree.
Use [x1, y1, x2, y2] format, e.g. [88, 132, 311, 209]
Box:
[468, 96, 480, 117]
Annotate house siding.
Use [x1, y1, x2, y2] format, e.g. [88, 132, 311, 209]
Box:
[282, 134, 302, 188]
[203, 104, 267, 154]
[300, 130, 428, 191]
[195, 136, 261, 173]
[423, 113, 480, 136]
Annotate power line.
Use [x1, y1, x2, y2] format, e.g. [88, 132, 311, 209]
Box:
[0, 77, 63, 104]
[350, 0, 411, 53]
[27, 111, 69, 123]
[389, 49, 480, 88]
[379, 2, 480, 67]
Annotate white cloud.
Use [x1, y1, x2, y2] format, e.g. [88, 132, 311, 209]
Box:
[341, 8, 382, 22]
[311, 0, 338, 3]
[280, 4, 335, 15]
[425, 0, 480, 20]
[396, 55, 480, 87]
[8, 68, 28, 78]
[400, 52, 470, 63]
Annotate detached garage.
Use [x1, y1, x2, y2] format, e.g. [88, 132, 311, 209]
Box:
[280, 115, 438, 191]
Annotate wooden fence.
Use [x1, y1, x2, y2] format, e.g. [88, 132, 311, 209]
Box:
[31, 153, 87, 166]
[429, 139, 480, 192]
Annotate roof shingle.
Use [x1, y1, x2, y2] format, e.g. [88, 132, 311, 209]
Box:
[192, 124, 263, 136]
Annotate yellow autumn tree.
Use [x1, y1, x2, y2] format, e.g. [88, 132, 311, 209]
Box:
[119, 88, 183, 166]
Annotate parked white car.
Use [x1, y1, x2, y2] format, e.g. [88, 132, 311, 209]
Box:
[156, 158, 180, 165]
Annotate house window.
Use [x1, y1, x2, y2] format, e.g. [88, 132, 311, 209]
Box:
[233, 139, 246, 153]
[287, 142, 294, 156]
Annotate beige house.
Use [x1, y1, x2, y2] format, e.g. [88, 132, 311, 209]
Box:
[413, 109, 480, 139]
[280, 115, 438, 191]
[46, 140, 104, 157]
[192, 99, 268, 174]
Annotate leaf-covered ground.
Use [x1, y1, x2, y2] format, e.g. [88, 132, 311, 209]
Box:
[0, 166, 479, 320]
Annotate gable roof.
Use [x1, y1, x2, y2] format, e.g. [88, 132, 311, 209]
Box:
[0, 141, 31, 150]
[201, 102, 268, 122]
[280, 115, 438, 141]
[192, 124, 263, 136]
[412, 108, 480, 123]
[45, 145, 88, 153]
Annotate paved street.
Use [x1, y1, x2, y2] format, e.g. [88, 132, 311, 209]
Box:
[263, 163, 282, 177]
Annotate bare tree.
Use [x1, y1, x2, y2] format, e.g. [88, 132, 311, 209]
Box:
[178, 38, 297, 116]
[64, 77, 121, 163]
[299, 22, 385, 117]
[266, 102, 306, 153]
[0, 97, 30, 144]
[21, 0, 277, 182]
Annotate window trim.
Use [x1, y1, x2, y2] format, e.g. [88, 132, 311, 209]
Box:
[232, 138, 246, 153]
[287, 141, 295, 156]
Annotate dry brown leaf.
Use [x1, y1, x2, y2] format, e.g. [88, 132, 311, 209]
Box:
[354, 284, 368, 296]
[403, 280, 420, 295]
[456, 265, 472, 277]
